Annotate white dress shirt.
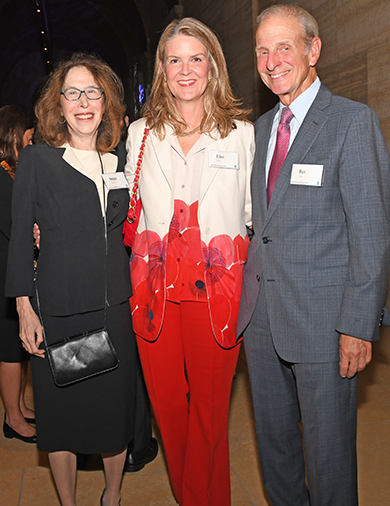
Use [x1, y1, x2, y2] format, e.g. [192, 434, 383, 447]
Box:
[265, 77, 321, 182]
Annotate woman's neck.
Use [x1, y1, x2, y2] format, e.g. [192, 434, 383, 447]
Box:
[176, 100, 204, 132]
[68, 135, 97, 151]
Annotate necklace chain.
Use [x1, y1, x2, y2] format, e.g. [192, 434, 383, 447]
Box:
[177, 125, 201, 137]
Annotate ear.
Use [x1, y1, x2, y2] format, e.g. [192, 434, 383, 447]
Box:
[309, 37, 321, 67]
[159, 60, 165, 76]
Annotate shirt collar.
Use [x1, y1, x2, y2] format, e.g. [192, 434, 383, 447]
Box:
[165, 124, 219, 158]
[284, 77, 321, 124]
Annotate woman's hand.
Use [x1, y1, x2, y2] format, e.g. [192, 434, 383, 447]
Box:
[16, 296, 45, 357]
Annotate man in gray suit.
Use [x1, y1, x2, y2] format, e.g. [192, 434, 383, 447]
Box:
[238, 4, 390, 506]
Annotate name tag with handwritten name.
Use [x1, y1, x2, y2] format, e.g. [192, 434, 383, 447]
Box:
[290, 164, 324, 186]
[209, 150, 239, 169]
[102, 172, 129, 190]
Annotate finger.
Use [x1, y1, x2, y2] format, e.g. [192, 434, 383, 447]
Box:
[356, 342, 372, 373]
[339, 357, 348, 378]
[346, 360, 358, 378]
[33, 349, 45, 358]
[29, 341, 45, 358]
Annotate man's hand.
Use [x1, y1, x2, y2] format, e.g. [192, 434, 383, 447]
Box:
[339, 334, 372, 378]
[16, 296, 45, 358]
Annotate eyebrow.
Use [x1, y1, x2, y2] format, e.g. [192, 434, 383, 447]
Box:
[256, 40, 292, 49]
[166, 52, 207, 58]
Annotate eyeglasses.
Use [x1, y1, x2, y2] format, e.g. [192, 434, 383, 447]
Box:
[61, 87, 104, 101]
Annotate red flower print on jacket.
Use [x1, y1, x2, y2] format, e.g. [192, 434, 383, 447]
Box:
[130, 200, 249, 348]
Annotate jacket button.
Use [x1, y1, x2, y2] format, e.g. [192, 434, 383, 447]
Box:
[262, 236, 271, 244]
[256, 275, 260, 282]
[112, 200, 119, 208]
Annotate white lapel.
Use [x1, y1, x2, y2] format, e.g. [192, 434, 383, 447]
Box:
[61, 144, 118, 174]
[148, 129, 175, 190]
[199, 129, 228, 202]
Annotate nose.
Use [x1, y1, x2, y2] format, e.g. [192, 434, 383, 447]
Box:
[180, 60, 191, 75]
[78, 91, 89, 107]
[266, 51, 281, 71]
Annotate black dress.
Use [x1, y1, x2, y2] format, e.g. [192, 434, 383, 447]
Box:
[0, 165, 29, 362]
[6, 143, 136, 453]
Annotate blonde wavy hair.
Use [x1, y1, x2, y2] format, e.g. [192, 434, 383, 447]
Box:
[35, 53, 125, 153]
[143, 17, 251, 140]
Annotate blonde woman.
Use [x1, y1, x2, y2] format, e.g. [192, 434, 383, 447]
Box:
[125, 18, 254, 506]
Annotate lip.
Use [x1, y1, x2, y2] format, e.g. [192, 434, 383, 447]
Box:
[177, 79, 196, 87]
[269, 70, 290, 79]
[74, 113, 94, 120]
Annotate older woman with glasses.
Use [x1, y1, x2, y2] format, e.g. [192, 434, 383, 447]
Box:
[6, 53, 136, 506]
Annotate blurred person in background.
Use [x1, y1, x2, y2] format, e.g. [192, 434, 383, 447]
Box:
[0, 104, 35, 444]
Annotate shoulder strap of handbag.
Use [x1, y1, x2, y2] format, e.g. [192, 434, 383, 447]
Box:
[36, 152, 109, 344]
[127, 126, 149, 224]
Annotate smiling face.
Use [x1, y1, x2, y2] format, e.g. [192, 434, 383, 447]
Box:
[161, 34, 211, 111]
[255, 15, 321, 105]
[60, 66, 104, 149]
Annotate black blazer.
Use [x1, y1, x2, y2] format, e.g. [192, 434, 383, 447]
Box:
[6, 142, 131, 316]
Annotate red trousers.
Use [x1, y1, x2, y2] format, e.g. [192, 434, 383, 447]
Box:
[136, 301, 240, 506]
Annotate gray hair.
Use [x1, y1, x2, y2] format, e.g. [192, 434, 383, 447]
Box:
[257, 4, 319, 54]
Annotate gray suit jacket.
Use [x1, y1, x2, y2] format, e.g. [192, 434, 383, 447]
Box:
[237, 83, 390, 362]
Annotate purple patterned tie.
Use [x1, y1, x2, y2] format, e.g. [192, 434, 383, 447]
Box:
[267, 106, 294, 206]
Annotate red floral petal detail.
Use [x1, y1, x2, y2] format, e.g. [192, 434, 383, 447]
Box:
[188, 201, 199, 227]
[209, 234, 234, 267]
[130, 256, 148, 289]
[165, 253, 180, 288]
[131, 280, 163, 339]
[233, 234, 250, 263]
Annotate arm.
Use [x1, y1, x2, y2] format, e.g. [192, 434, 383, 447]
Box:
[0, 169, 13, 240]
[5, 146, 37, 300]
[124, 121, 137, 187]
[244, 123, 255, 229]
[336, 106, 390, 375]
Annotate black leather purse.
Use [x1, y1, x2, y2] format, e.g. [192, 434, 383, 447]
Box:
[35, 153, 119, 387]
[44, 327, 119, 387]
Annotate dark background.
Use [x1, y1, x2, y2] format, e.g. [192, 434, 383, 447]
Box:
[0, 0, 180, 122]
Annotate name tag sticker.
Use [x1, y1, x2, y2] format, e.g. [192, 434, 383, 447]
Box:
[102, 172, 129, 190]
[209, 150, 239, 169]
[290, 164, 324, 187]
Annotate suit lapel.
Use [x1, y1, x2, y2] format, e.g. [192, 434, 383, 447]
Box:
[199, 131, 227, 203]
[263, 85, 331, 227]
[149, 129, 174, 190]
